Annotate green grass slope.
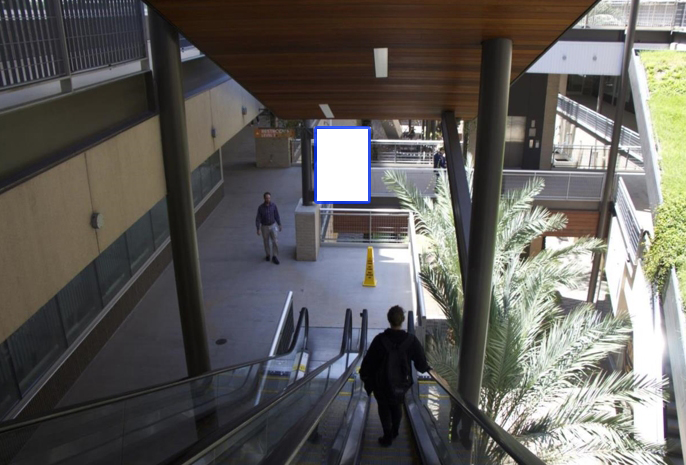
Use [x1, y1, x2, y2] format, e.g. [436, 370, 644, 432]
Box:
[641, 50, 686, 302]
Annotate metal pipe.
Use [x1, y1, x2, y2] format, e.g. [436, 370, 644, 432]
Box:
[441, 111, 472, 284]
[587, 0, 640, 303]
[149, 11, 211, 377]
[457, 38, 512, 446]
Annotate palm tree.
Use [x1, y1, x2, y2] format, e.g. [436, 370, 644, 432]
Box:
[384, 171, 665, 464]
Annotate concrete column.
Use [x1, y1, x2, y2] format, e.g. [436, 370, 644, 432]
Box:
[149, 12, 211, 377]
[301, 121, 314, 206]
[295, 199, 321, 261]
[539, 74, 560, 170]
[558, 74, 568, 96]
[597, 75, 606, 114]
[457, 38, 512, 445]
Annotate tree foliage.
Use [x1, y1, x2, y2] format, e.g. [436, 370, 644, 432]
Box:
[383, 170, 666, 464]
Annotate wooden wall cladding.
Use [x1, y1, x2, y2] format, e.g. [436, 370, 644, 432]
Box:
[146, 0, 596, 119]
[544, 210, 600, 237]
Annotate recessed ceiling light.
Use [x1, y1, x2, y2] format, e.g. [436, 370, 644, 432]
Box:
[374, 48, 388, 78]
[319, 104, 334, 118]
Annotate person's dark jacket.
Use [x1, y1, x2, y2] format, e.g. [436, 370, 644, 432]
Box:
[433, 152, 442, 169]
[359, 329, 431, 400]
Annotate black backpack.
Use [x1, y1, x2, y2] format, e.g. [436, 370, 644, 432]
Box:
[376, 333, 415, 402]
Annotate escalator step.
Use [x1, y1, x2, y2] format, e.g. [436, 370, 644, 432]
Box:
[360, 397, 421, 464]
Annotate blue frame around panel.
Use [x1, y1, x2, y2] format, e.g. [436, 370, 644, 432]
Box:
[313, 126, 371, 204]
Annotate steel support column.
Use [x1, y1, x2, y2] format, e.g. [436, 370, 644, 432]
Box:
[149, 12, 211, 377]
[441, 111, 472, 282]
[457, 38, 512, 445]
[301, 120, 314, 205]
[587, 0, 640, 302]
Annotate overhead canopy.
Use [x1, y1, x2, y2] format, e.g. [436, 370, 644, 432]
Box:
[147, 0, 597, 120]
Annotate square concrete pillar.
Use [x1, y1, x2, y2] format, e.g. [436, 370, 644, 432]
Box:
[295, 199, 321, 261]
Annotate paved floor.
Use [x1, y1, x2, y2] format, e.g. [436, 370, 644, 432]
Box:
[61, 126, 412, 406]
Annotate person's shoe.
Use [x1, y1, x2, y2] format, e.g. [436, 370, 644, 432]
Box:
[265, 255, 270, 261]
[272, 256, 280, 265]
[378, 436, 393, 447]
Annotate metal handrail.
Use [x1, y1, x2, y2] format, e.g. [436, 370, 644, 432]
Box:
[173, 309, 360, 465]
[426, 370, 546, 465]
[615, 177, 644, 262]
[269, 291, 295, 356]
[409, 212, 427, 321]
[405, 313, 444, 465]
[372, 139, 442, 145]
[0, 306, 309, 435]
[261, 309, 368, 465]
[320, 207, 409, 214]
[407, 311, 545, 465]
[557, 94, 643, 161]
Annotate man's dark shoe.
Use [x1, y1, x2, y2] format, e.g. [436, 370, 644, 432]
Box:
[378, 436, 393, 447]
[265, 255, 270, 261]
[272, 256, 280, 265]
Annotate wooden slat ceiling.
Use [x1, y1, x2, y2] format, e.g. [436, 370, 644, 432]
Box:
[147, 0, 596, 120]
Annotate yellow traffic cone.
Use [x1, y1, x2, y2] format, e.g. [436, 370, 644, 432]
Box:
[363, 246, 377, 287]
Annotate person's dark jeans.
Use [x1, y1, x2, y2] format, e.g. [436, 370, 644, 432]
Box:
[377, 399, 402, 439]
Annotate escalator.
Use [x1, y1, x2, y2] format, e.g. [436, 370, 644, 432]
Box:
[0, 307, 546, 465]
[0, 307, 363, 465]
[247, 312, 546, 465]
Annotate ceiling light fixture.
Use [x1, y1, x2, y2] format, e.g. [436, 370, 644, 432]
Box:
[319, 104, 334, 118]
[374, 48, 388, 78]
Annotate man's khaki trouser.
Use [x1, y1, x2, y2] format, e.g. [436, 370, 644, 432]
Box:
[261, 224, 279, 257]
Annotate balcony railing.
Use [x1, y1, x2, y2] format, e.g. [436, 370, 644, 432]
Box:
[575, 0, 686, 30]
[371, 139, 442, 164]
[615, 177, 643, 263]
[320, 208, 410, 245]
[553, 144, 644, 171]
[1, 0, 146, 90]
[370, 167, 607, 202]
[557, 95, 643, 162]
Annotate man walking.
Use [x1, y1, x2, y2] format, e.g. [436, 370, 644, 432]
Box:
[256, 192, 282, 264]
[360, 305, 430, 446]
[433, 146, 445, 176]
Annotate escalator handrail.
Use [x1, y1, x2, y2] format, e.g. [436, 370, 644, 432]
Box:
[405, 312, 444, 465]
[408, 312, 545, 465]
[0, 307, 310, 435]
[168, 308, 360, 465]
[261, 309, 368, 465]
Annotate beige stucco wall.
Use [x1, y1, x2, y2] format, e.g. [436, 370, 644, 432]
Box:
[211, 80, 244, 150]
[0, 78, 262, 344]
[0, 155, 99, 341]
[85, 117, 167, 251]
[186, 91, 216, 171]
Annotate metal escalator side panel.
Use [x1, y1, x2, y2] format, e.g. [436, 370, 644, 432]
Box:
[0, 307, 311, 465]
[257, 309, 369, 465]
[170, 309, 367, 465]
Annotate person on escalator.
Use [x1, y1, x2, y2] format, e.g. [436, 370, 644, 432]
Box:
[360, 305, 431, 447]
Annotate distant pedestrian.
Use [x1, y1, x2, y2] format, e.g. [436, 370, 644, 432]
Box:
[360, 306, 430, 447]
[433, 147, 445, 176]
[256, 192, 282, 264]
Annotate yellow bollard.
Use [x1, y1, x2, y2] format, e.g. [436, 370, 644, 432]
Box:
[363, 246, 377, 287]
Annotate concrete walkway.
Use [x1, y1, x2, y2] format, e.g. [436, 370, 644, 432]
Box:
[61, 125, 411, 405]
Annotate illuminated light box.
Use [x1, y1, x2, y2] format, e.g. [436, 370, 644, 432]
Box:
[314, 126, 371, 204]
